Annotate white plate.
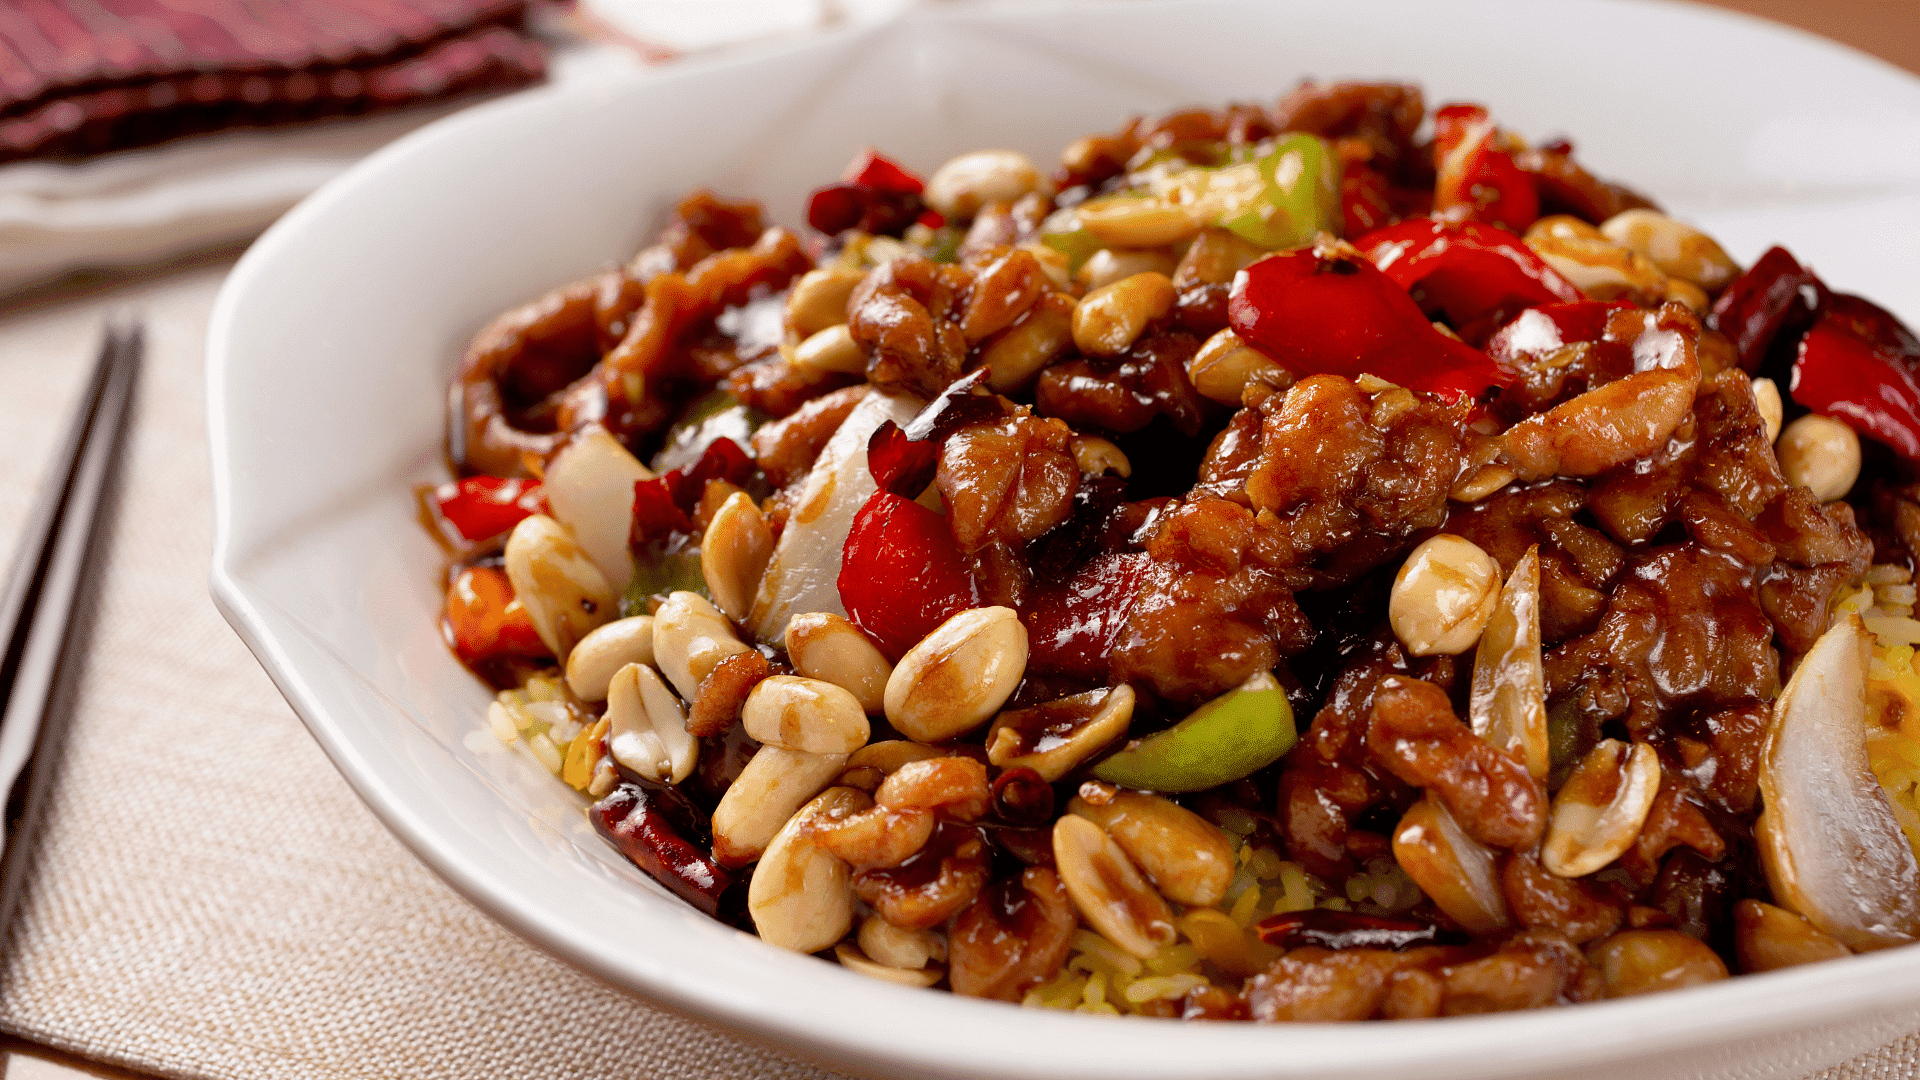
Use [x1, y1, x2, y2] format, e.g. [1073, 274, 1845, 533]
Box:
[207, 2, 1920, 1077]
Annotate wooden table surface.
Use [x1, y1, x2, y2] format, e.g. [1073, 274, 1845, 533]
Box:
[0, 1, 1914, 1078]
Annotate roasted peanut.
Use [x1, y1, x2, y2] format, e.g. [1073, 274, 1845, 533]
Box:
[748, 787, 862, 953]
[1075, 197, 1206, 248]
[858, 912, 946, 970]
[784, 611, 892, 713]
[1174, 227, 1264, 287]
[1587, 930, 1728, 997]
[741, 675, 870, 755]
[1078, 248, 1177, 291]
[786, 266, 865, 338]
[1751, 377, 1784, 444]
[1067, 789, 1234, 907]
[833, 943, 943, 987]
[1543, 740, 1661, 877]
[791, 324, 867, 375]
[1733, 899, 1851, 973]
[1777, 414, 1861, 502]
[1599, 209, 1738, 291]
[1071, 272, 1175, 357]
[979, 292, 1076, 394]
[1187, 328, 1288, 406]
[1451, 462, 1517, 503]
[605, 663, 698, 786]
[652, 590, 751, 700]
[884, 606, 1028, 742]
[1393, 797, 1511, 935]
[1663, 277, 1709, 311]
[986, 685, 1133, 782]
[1524, 216, 1667, 306]
[1051, 814, 1176, 959]
[700, 492, 774, 622]
[1389, 533, 1502, 656]
[924, 149, 1046, 221]
[565, 615, 654, 701]
[1068, 434, 1131, 478]
[711, 745, 849, 866]
[1020, 242, 1073, 291]
[503, 514, 615, 661]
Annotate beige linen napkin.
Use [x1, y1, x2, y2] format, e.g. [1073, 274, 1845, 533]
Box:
[0, 261, 1916, 1080]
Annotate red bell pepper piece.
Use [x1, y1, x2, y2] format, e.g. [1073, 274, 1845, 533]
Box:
[1021, 552, 1149, 677]
[1357, 219, 1583, 339]
[1227, 246, 1513, 400]
[1341, 167, 1394, 238]
[1431, 103, 1539, 232]
[1792, 294, 1920, 467]
[1710, 245, 1825, 371]
[841, 147, 924, 194]
[839, 492, 978, 659]
[444, 566, 549, 664]
[431, 476, 546, 542]
[866, 420, 940, 499]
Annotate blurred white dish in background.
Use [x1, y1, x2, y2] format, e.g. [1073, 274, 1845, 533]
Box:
[208, 2, 1920, 1078]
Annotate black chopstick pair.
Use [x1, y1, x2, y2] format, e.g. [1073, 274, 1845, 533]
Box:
[0, 320, 142, 941]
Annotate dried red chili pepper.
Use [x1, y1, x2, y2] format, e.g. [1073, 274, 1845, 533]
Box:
[988, 767, 1055, 829]
[839, 491, 978, 659]
[1431, 103, 1539, 232]
[865, 372, 1008, 500]
[866, 420, 940, 499]
[807, 147, 927, 237]
[842, 147, 925, 194]
[1710, 245, 1825, 371]
[591, 782, 735, 917]
[1356, 219, 1582, 340]
[628, 436, 757, 550]
[1792, 293, 1920, 467]
[1227, 244, 1513, 400]
[429, 475, 546, 541]
[443, 565, 549, 664]
[1258, 908, 1465, 951]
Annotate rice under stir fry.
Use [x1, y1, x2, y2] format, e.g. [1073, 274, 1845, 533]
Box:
[423, 80, 1920, 1020]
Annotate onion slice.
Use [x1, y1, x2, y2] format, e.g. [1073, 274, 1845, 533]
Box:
[544, 424, 653, 589]
[747, 390, 921, 644]
[1469, 544, 1547, 779]
[1757, 614, 1920, 951]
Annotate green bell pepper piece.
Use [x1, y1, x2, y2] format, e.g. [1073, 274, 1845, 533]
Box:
[620, 535, 707, 617]
[1091, 671, 1296, 793]
[1041, 222, 1105, 277]
[1219, 133, 1340, 251]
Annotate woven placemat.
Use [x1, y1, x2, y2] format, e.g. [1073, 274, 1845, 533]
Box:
[0, 264, 1915, 1080]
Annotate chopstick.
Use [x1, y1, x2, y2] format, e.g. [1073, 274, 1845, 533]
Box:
[0, 319, 142, 936]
